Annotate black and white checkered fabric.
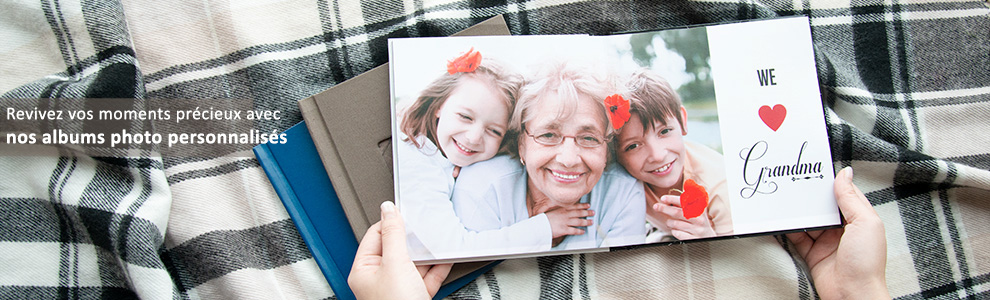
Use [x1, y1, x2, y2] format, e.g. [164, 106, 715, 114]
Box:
[2, 1, 988, 299]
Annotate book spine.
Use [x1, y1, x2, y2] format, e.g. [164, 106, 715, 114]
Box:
[253, 144, 356, 300]
[300, 96, 371, 240]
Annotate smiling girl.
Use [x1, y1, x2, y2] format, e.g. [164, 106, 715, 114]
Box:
[396, 49, 592, 260]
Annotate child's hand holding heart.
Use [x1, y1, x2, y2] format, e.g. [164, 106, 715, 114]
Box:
[653, 179, 716, 240]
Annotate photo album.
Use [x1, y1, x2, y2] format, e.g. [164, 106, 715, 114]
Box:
[388, 16, 840, 264]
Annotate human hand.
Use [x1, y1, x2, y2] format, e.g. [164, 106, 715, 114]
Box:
[785, 167, 889, 300]
[348, 201, 453, 300]
[545, 203, 594, 238]
[653, 195, 716, 240]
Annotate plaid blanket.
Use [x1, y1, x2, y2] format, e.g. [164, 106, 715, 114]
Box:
[2, 0, 988, 299]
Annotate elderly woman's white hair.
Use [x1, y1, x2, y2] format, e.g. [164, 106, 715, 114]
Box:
[504, 60, 619, 158]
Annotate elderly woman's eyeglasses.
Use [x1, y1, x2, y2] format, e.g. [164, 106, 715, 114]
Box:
[524, 128, 608, 148]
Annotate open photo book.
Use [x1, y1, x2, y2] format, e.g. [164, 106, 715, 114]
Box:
[388, 16, 841, 264]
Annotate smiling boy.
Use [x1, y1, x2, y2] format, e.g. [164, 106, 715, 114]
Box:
[614, 69, 733, 242]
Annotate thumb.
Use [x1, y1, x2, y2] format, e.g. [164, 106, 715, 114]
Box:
[834, 167, 872, 224]
[379, 201, 411, 265]
[422, 263, 453, 297]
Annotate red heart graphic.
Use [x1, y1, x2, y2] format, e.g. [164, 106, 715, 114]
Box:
[680, 179, 709, 219]
[758, 104, 787, 131]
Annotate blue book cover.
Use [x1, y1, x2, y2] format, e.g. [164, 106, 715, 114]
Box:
[254, 121, 497, 300]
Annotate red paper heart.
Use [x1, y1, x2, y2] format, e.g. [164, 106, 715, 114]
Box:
[758, 104, 787, 131]
[680, 179, 709, 219]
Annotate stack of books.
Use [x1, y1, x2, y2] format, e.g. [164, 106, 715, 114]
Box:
[253, 16, 513, 300]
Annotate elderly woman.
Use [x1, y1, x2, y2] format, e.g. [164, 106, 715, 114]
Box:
[450, 62, 646, 253]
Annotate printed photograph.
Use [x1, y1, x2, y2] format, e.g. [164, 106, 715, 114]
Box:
[389, 28, 738, 263]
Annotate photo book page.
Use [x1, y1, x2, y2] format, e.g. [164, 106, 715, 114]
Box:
[388, 16, 840, 264]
